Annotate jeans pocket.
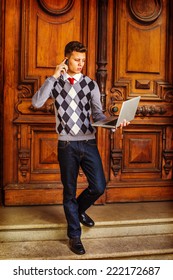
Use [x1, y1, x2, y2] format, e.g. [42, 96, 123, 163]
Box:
[85, 139, 97, 147]
[58, 141, 70, 150]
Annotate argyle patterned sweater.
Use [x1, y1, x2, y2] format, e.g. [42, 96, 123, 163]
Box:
[32, 75, 106, 141]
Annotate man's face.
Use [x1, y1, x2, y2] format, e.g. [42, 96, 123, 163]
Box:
[67, 51, 86, 76]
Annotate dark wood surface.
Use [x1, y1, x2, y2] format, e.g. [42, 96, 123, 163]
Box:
[1, 0, 173, 205]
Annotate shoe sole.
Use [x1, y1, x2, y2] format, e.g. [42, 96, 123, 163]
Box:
[79, 219, 95, 227]
[69, 246, 86, 255]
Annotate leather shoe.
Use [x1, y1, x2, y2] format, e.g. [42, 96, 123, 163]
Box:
[79, 212, 95, 227]
[69, 237, 85, 255]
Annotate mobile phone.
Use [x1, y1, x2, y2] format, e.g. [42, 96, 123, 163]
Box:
[65, 59, 68, 65]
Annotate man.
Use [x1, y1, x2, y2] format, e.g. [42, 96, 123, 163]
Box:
[32, 41, 128, 255]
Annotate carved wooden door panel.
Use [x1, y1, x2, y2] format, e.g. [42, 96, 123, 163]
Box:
[3, 0, 99, 205]
[105, 0, 173, 202]
[2, 0, 173, 206]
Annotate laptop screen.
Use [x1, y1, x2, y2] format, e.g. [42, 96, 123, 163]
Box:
[92, 96, 140, 129]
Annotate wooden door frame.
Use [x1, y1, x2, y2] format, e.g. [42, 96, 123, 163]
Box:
[1, 0, 173, 206]
[0, 0, 4, 205]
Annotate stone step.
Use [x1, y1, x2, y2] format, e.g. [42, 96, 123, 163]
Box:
[1, 217, 173, 242]
[0, 234, 173, 260]
[1, 202, 173, 242]
[1, 202, 173, 259]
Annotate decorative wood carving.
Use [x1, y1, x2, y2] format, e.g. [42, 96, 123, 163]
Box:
[135, 80, 150, 89]
[111, 149, 122, 176]
[29, 103, 54, 114]
[163, 150, 173, 175]
[18, 85, 33, 98]
[128, 0, 162, 24]
[96, 0, 108, 111]
[38, 0, 74, 15]
[109, 99, 168, 117]
[110, 88, 124, 101]
[18, 149, 30, 178]
[164, 89, 173, 103]
[39, 139, 57, 164]
[122, 129, 162, 174]
[31, 128, 59, 179]
[136, 105, 167, 116]
[155, 81, 173, 102]
[108, 83, 130, 115]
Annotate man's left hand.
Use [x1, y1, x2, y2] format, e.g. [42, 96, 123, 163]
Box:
[111, 119, 130, 133]
[120, 119, 130, 127]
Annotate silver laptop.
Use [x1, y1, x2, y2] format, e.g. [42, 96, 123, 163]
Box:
[92, 96, 140, 129]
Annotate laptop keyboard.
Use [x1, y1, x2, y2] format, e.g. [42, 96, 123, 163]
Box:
[105, 119, 118, 126]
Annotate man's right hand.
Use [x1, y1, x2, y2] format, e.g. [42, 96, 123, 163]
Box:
[53, 58, 68, 79]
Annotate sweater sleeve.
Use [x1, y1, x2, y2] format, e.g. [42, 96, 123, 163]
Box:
[91, 81, 106, 122]
[32, 76, 56, 108]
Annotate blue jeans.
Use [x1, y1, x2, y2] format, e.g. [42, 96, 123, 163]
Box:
[58, 139, 106, 238]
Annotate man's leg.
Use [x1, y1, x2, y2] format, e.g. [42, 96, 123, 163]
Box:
[58, 141, 81, 239]
[77, 139, 106, 214]
[58, 140, 85, 255]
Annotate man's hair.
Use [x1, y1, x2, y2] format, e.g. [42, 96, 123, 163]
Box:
[64, 41, 87, 56]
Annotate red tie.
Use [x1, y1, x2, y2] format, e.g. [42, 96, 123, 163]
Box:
[68, 77, 75, 85]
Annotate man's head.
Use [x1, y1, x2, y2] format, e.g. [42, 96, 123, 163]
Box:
[64, 41, 87, 57]
[64, 41, 87, 76]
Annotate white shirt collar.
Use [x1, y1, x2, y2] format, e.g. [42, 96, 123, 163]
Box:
[63, 72, 82, 82]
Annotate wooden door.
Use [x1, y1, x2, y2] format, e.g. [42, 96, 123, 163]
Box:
[2, 0, 173, 206]
[3, 0, 99, 205]
[104, 0, 173, 202]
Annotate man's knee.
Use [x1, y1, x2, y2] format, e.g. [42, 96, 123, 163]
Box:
[91, 183, 106, 196]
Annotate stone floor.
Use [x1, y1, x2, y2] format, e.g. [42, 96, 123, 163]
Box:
[1, 201, 173, 228]
[0, 201, 173, 259]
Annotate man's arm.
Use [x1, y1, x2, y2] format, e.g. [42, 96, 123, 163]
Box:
[32, 76, 56, 108]
[91, 81, 130, 129]
[91, 81, 106, 122]
[32, 59, 68, 108]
